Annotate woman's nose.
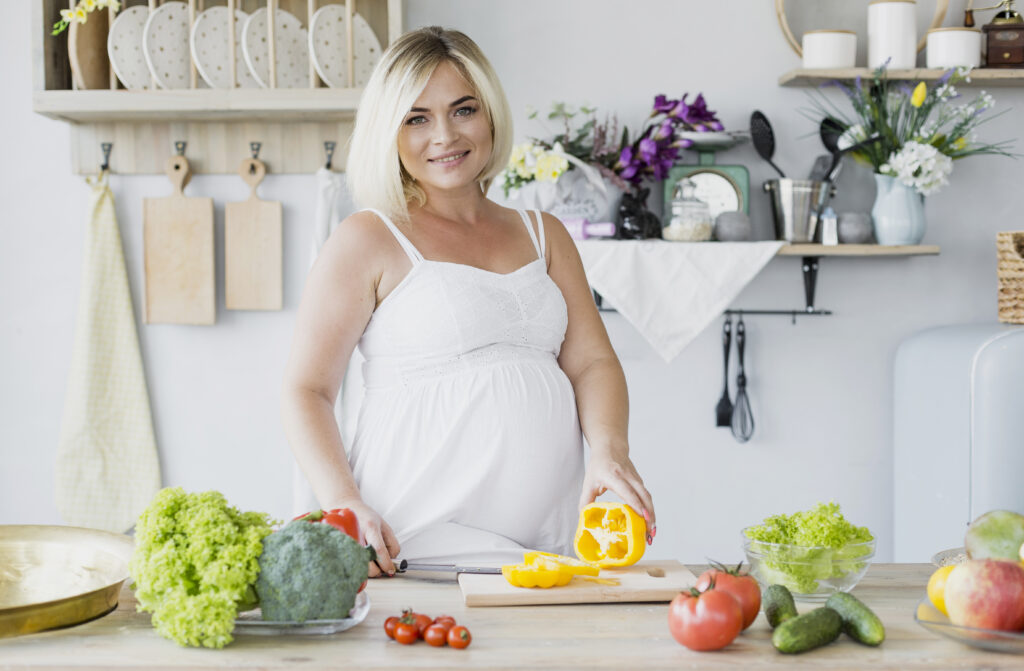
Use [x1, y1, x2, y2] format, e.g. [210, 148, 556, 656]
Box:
[431, 117, 458, 144]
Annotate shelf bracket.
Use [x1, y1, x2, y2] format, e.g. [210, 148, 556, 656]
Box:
[802, 255, 820, 313]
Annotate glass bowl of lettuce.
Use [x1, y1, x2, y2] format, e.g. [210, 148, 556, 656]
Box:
[741, 502, 876, 602]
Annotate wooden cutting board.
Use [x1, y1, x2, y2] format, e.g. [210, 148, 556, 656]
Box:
[225, 158, 282, 310]
[458, 560, 696, 607]
[143, 155, 215, 325]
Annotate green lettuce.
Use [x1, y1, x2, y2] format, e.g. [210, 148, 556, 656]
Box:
[745, 502, 874, 594]
[129, 488, 275, 648]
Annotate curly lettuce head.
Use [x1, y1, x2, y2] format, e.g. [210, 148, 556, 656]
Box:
[129, 487, 274, 648]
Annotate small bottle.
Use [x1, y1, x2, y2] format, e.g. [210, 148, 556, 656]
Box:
[820, 206, 838, 246]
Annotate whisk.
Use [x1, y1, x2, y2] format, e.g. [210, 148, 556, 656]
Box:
[731, 315, 755, 443]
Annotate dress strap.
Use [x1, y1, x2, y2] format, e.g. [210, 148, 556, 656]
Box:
[364, 208, 424, 264]
[517, 209, 545, 261]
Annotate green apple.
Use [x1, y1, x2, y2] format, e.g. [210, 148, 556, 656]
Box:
[964, 510, 1024, 560]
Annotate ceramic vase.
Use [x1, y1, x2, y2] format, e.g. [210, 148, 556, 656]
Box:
[871, 174, 925, 245]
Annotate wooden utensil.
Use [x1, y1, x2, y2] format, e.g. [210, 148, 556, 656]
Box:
[143, 155, 215, 325]
[68, 9, 110, 90]
[456, 560, 696, 607]
[225, 158, 282, 310]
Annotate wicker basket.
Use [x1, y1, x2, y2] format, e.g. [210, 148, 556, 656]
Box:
[997, 232, 1024, 324]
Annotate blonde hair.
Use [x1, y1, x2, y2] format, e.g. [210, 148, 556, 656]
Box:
[346, 27, 513, 224]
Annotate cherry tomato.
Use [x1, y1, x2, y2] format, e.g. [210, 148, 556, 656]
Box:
[383, 616, 400, 639]
[668, 586, 743, 651]
[424, 624, 448, 647]
[411, 613, 433, 638]
[394, 621, 419, 645]
[433, 615, 456, 629]
[447, 625, 472, 649]
[696, 562, 762, 630]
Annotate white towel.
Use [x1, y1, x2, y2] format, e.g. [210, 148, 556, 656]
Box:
[55, 173, 161, 532]
[291, 168, 358, 516]
[576, 240, 785, 362]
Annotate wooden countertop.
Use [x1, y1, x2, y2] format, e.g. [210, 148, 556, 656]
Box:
[1, 564, 1021, 670]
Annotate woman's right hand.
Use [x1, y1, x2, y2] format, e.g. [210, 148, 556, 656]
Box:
[333, 498, 401, 577]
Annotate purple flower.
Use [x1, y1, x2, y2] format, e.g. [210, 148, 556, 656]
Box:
[652, 94, 677, 115]
[938, 68, 955, 85]
[652, 120, 674, 141]
[638, 137, 658, 163]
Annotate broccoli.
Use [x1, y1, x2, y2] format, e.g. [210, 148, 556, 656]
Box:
[256, 520, 376, 622]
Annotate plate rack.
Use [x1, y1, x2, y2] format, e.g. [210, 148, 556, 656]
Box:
[32, 0, 402, 174]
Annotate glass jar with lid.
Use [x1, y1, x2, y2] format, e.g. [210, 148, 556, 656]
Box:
[664, 178, 713, 241]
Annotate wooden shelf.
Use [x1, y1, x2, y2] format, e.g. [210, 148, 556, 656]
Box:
[33, 88, 363, 123]
[777, 243, 940, 256]
[779, 67, 1024, 87]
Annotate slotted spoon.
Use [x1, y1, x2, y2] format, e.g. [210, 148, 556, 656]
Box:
[750, 110, 785, 179]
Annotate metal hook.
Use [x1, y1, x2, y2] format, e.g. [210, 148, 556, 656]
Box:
[250, 142, 261, 159]
[324, 141, 336, 170]
[174, 141, 187, 157]
[100, 142, 112, 171]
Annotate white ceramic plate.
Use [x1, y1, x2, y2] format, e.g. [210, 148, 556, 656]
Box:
[107, 5, 150, 90]
[242, 7, 309, 89]
[142, 1, 192, 89]
[234, 591, 370, 636]
[190, 6, 258, 89]
[308, 5, 383, 88]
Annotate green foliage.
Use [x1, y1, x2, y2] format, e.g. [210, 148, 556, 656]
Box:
[255, 521, 375, 622]
[129, 488, 275, 648]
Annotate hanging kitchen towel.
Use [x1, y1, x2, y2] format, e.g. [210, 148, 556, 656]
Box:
[576, 240, 784, 362]
[292, 168, 358, 516]
[55, 172, 161, 532]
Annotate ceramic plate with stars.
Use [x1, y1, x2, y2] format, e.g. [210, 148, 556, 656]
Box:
[142, 1, 193, 89]
[190, 6, 258, 89]
[242, 7, 309, 89]
[107, 5, 150, 90]
[308, 5, 382, 88]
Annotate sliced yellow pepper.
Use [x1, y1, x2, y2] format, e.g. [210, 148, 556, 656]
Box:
[502, 557, 573, 588]
[522, 551, 599, 576]
[573, 502, 647, 567]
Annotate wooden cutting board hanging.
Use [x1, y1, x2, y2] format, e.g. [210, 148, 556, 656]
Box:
[225, 157, 282, 310]
[143, 154, 215, 325]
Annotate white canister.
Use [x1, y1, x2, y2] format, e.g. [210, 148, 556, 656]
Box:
[868, 0, 917, 69]
[802, 30, 857, 69]
[926, 28, 982, 68]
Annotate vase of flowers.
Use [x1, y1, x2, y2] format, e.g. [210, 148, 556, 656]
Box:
[811, 66, 1013, 245]
[501, 95, 724, 239]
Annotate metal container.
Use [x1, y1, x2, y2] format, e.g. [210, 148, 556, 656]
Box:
[763, 179, 831, 243]
[0, 525, 134, 638]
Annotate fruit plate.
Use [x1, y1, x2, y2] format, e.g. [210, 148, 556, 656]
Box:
[915, 597, 1024, 653]
[234, 591, 369, 636]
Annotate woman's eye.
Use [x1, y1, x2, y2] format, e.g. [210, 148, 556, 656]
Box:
[455, 106, 477, 118]
[405, 115, 427, 126]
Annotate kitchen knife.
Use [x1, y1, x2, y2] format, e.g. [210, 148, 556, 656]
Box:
[397, 560, 502, 575]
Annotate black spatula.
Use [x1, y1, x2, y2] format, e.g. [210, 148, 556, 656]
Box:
[750, 110, 785, 179]
[715, 316, 733, 427]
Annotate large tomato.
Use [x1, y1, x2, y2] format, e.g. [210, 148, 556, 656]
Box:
[696, 561, 762, 630]
[668, 586, 743, 651]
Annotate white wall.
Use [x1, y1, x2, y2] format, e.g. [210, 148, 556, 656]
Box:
[2, 0, 1017, 563]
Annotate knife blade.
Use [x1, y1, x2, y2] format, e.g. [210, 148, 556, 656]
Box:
[397, 560, 502, 575]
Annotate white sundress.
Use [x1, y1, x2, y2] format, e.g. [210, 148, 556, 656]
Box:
[347, 208, 585, 564]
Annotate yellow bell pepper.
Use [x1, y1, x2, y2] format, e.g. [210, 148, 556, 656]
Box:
[502, 557, 573, 588]
[522, 551, 600, 576]
[573, 502, 647, 567]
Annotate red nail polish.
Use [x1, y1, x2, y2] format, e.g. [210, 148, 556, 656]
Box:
[646, 534, 653, 545]
[651, 525, 657, 538]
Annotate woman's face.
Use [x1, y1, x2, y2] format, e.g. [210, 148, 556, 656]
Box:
[397, 60, 493, 195]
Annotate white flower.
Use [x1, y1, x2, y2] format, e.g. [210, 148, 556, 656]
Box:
[885, 141, 953, 196]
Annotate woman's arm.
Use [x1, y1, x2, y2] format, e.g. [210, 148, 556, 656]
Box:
[281, 211, 402, 574]
[543, 213, 656, 541]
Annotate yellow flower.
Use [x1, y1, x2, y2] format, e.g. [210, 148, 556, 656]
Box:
[953, 137, 967, 150]
[60, 8, 75, 21]
[534, 152, 569, 183]
[911, 82, 927, 108]
[82, 0, 99, 11]
[72, 7, 88, 23]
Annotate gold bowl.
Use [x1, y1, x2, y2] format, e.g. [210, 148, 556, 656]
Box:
[0, 525, 134, 638]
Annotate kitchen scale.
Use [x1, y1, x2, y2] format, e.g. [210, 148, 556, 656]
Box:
[663, 131, 750, 220]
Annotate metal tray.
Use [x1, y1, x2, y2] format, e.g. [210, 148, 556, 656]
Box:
[0, 525, 134, 638]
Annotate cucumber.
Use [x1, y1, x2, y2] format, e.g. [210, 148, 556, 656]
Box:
[771, 607, 842, 654]
[762, 584, 798, 629]
[825, 592, 886, 646]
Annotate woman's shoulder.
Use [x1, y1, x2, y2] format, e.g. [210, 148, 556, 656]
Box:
[316, 209, 405, 272]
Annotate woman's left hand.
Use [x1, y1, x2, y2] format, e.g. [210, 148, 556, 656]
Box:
[579, 449, 656, 545]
